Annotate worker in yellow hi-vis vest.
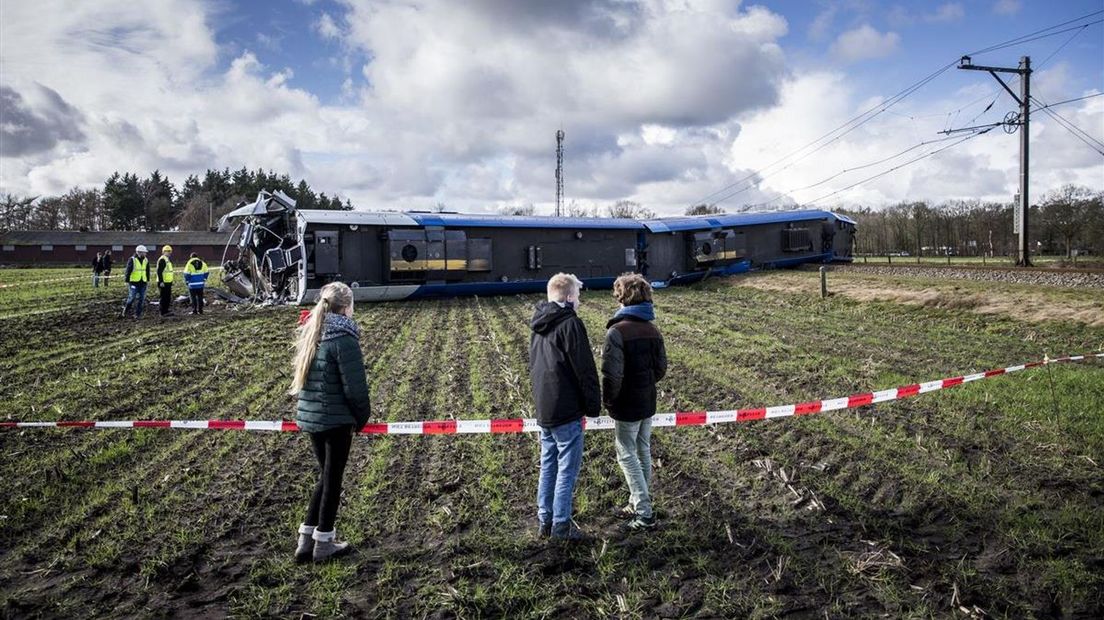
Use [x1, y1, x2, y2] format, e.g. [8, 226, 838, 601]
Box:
[122, 245, 150, 319]
[157, 245, 176, 317]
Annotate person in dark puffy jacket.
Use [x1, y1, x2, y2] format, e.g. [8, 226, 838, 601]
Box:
[529, 273, 601, 542]
[602, 273, 667, 531]
[289, 281, 370, 563]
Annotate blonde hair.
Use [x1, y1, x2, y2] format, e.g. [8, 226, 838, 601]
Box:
[289, 282, 354, 395]
[612, 273, 653, 306]
[546, 272, 582, 303]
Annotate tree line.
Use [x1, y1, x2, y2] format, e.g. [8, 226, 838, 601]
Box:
[835, 185, 1103, 258]
[0, 167, 352, 232]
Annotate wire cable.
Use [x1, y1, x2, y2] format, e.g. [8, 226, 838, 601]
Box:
[804, 128, 997, 206]
[1032, 92, 1103, 110]
[1034, 103, 1104, 155]
[687, 62, 957, 208]
[686, 10, 1104, 210]
[966, 11, 1103, 56]
[758, 133, 969, 204]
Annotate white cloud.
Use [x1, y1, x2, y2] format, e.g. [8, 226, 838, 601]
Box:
[928, 3, 965, 23]
[808, 5, 837, 41]
[992, 0, 1022, 16]
[830, 25, 900, 63]
[726, 68, 1104, 209]
[888, 3, 965, 27]
[0, 0, 795, 212]
[314, 12, 342, 40]
[0, 0, 1099, 216]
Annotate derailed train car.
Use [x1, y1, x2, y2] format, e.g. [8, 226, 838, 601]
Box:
[219, 190, 855, 304]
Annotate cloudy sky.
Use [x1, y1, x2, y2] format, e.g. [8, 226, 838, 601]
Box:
[1, 0, 1101, 214]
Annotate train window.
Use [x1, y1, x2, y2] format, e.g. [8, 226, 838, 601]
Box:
[782, 228, 813, 252]
[467, 239, 492, 272]
[691, 232, 718, 263]
[443, 231, 467, 274]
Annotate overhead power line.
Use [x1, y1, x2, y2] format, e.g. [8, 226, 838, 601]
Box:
[1032, 96, 1104, 155]
[804, 128, 997, 207]
[758, 133, 972, 205]
[688, 62, 957, 209]
[685, 9, 1104, 211]
[1033, 92, 1103, 110]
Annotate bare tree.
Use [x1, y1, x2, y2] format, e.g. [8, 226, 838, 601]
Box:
[606, 200, 655, 219]
[685, 204, 725, 215]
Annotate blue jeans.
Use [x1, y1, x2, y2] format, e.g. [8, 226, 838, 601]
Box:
[124, 283, 147, 318]
[537, 418, 583, 527]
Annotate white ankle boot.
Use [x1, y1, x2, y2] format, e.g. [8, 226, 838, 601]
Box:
[295, 524, 315, 564]
[312, 528, 351, 562]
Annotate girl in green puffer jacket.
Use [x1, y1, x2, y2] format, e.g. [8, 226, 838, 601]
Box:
[288, 281, 371, 563]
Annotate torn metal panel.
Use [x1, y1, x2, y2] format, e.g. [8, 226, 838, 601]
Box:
[218, 190, 305, 304]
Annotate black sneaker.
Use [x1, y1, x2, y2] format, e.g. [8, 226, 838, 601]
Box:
[626, 515, 657, 531]
[538, 522, 551, 538]
[551, 523, 591, 543]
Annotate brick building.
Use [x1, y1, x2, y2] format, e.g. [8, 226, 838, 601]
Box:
[0, 231, 235, 266]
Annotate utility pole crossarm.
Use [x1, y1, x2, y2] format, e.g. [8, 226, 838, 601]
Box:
[958, 56, 1027, 104]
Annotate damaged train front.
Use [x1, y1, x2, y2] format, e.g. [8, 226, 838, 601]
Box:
[217, 190, 305, 304]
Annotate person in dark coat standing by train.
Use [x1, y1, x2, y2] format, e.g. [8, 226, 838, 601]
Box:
[529, 272, 601, 542]
[101, 250, 113, 286]
[602, 273, 667, 531]
[92, 252, 104, 287]
[290, 281, 371, 563]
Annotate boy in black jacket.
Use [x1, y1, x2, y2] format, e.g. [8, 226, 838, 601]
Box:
[529, 273, 600, 541]
[602, 274, 667, 530]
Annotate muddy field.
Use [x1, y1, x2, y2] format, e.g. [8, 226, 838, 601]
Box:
[1, 268, 1102, 619]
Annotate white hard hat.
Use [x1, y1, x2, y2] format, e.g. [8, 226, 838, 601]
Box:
[136, 245, 148, 253]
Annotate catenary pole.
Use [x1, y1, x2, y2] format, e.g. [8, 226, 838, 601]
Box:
[957, 55, 1032, 266]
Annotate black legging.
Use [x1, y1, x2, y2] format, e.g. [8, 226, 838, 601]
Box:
[305, 425, 353, 532]
[159, 282, 173, 315]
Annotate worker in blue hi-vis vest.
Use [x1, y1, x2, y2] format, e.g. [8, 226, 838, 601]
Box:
[183, 253, 210, 315]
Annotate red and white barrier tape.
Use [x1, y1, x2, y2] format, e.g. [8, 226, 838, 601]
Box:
[0, 267, 223, 289]
[3, 353, 1100, 434]
[0, 274, 95, 289]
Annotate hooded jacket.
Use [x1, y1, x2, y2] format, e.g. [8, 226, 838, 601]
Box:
[529, 301, 601, 428]
[296, 313, 372, 433]
[601, 302, 667, 422]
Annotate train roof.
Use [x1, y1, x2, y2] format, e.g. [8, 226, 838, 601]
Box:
[298, 210, 642, 229]
[298, 208, 855, 230]
[642, 209, 854, 232]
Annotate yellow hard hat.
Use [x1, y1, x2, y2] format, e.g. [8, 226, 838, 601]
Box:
[162, 245, 173, 253]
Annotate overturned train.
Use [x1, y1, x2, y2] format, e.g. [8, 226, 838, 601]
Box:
[219, 190, 856, 304]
